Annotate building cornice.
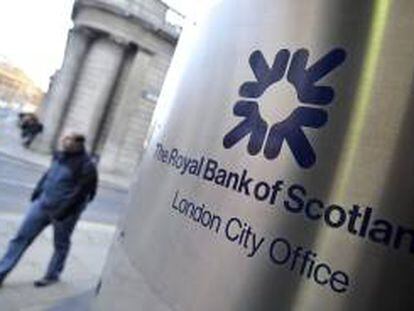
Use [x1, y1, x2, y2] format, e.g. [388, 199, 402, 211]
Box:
[73, 0, 180, 44]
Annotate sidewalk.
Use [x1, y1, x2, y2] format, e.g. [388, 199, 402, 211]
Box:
[0, 116, 51, 167]
[0, 116, 130, 190]
[0, 212, 116, 311]
[0, 116, 120, 309]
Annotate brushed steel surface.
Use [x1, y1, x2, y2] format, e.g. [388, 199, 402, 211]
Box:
[97, 1, 414, 310]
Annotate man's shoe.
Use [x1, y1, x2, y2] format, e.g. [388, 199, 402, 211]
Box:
[34, 277, 59, 288]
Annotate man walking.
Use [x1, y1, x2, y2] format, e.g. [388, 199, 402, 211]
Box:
[0, 133, 98, 287]
[19, 114, 44, 148]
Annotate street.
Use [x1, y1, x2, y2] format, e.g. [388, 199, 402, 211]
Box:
[0, 153, 128, 225]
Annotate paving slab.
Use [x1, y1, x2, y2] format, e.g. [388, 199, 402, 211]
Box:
[0, 213, 116, 311]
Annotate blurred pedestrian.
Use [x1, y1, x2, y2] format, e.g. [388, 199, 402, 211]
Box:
[0, 133, 98, 288]
[20, 114, 43, 148]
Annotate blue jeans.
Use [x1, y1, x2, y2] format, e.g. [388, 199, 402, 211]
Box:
[0, 199, 83, 281]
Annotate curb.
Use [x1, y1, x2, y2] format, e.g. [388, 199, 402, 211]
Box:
[0, 212, 117, 232]
[0, 151, 129, 193]
[0, 151, 46, 170]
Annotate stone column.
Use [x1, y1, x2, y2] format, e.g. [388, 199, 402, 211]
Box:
[99, 50, 152, 173]
[60, 36, 126, 152]
[36, 27, 92, 152]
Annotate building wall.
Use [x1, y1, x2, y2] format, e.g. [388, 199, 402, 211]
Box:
[73, 2, 176, 176]
[38, 0, 179, 182]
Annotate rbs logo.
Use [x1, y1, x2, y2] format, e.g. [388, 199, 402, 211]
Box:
[223, 48, 347, 168]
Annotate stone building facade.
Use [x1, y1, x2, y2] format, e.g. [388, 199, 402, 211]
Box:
[38, 0, 179, 181]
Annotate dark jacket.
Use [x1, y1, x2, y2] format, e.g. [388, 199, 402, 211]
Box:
[21, 119, 43, 138]
[31, 149, 98, 220]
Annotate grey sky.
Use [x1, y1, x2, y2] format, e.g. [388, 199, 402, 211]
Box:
[0, 0, 208, 91]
